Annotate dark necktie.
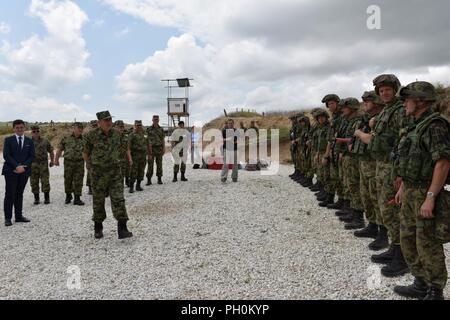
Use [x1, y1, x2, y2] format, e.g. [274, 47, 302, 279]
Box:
[18, 136, 23, 150]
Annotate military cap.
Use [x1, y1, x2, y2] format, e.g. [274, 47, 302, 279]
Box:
[321, 94, 341, 106]
[73, 122, 84, 128]
[135, 120, 143, 126]
[31, 125, 40, 130]
[96, 111, 112, 121]
[362, 91, 383, 105]
[341, 97, 361, 110]
[399, 81, 437, 102]
[114, 120, 125, 126]
[373, 74, 401, 95]
[313, 109, 330, 119]
[90, 120, 98, 125]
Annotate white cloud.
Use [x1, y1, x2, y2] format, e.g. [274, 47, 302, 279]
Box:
[115, 27, 130, 38]
[0, 89, 93, 122]
[0, 22, 10, 34]
[82, 94, 92, 101]
[0, 0, 92, 92]
[93, 19, 105, 27]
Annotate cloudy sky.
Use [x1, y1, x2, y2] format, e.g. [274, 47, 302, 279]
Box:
[1, 0, 450, 126]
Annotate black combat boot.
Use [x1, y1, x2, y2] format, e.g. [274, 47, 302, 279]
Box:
[394, 277, 428, 299]
[339, 210, 354, 223]
[94, 222, 103, 239]
[302, 177, 313, 187]
[73, 195, 85, 206]
[118, 220, 133, 239]
[157, 177, 163, 185]
[423, 286, 444, 300]
[368, 225, 389, 251]
[33, 193, 40, 205]
[173, 173, 178, 182]
[129, 182, 135, 193]
[335, 200, 351, 216]
[146, 178, 152, 186]
[125, 178, 130, 187]
[381, 245, 410, 277]
[136, 181, 143, 191]
[181, 173, 188, 182]
[316, 190, 328, 201]
[354, 222, 378, 238]
[310, 181, 321, 192]
[319, 193, 335, 207]
[88, 186, 93, 195]
[289, 169, 298, 178]
[371, 244, 395, 264]
[44, 192, 50, 205]
[345, 210, 365, 230]
[65, 193, 73, 204]
[327, 198, 345, 210]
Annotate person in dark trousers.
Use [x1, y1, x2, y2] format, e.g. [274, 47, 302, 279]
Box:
[2, 120, 35, 227]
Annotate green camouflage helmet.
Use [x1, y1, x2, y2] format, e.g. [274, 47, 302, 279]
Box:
[114, 120, 125, 127]
[342, 97, 361, 110]
[362, 91, 383, 105]
[399, 81, 437, 102]
[314, 108, 330, 119]
[321, 94, 341, 107]
[73, 122, 84, 129]
[373, 74, 401, 95]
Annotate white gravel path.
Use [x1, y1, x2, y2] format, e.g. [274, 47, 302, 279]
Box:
[0, 156, 449, 300]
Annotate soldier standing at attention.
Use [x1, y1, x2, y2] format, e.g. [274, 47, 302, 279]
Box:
[146, 115, 166, 185]
[171, 121, 189, 182]
[114, 120, 132, 187]
[289, 115, 299, 178]
[392, 82, 450, 300]
[86, 120, 98, 195]
[355, 74, 410, 278]
[30, 125, 54, 205]
[83, 111, 133, 240]
[128, 120, 149, 193]
[311, 109, 330, 202]
[55, 122, 85, 206]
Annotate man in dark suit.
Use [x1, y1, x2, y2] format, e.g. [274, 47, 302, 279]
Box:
[2, 120, 35, 226]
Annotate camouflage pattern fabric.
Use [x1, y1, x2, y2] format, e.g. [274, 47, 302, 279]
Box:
[147, 125, 165, 179]
[129, 131, 148, 183]
[30, 137, 53, 194]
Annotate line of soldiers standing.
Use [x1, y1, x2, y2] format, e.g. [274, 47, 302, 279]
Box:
[28, 112, 190, 239]
[289, 74, 450, 300]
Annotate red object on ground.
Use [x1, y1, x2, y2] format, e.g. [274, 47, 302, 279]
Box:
[206, 156, 233, 170]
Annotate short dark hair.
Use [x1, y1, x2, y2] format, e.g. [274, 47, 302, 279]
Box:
[179, 121, 185, 125]
[13, 119, 25, 128]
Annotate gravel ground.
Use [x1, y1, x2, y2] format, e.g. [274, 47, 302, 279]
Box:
[0, 156, 449, 300]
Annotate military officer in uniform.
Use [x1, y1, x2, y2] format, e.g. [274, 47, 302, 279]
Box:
[171, 121, 189, 182]
[114, 120, 132, 187]
[83, 111, 133, 240]
[146, 115, 166, 185]
[86, 120, 98, 195]
[30, 125, 54, 205]
[128, 120, 149, 193]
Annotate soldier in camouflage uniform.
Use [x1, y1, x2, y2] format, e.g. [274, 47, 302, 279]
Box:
[297, 115, 313, 187]
[30, 125, 54, 205]
[83, 111, 133, 240]
[307, 109, 321, 191]
[392, 82, 450, 300]
[171, 121, 189, 182]
[311, 109, 330, 200]
[353, 91, 385, 239]
[319, 94, 341, 208]
[293, 113, 307, 182]
[289, 115, 299, 178]
[55, 122, 85, 206]
[355, 74, 410, 277]
[334, 98, 365, 229]
[146, 115, 166, 185]
[114, 120, 131, 187]
[128, 120, 149, 193]
[86, 120, 98, 195]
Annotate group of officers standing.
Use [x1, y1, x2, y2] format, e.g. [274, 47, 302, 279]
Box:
[17, 112, 190, 239]
[289, 74, 450, 300]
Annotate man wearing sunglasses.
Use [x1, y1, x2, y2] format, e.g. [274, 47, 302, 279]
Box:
[30, 125, 54, 205]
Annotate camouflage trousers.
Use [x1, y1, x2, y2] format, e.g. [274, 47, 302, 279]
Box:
[86, 166, 92, 187]
[329, 157, 343, 198]
[119, 160, 130, 182]
[400, 184, 447, 289]
[147, 145, 164, 178]
[30, 161, 50, 194]
[91, 167, 128, 223]
[130, 154, 146, 183]
[375, 160, 400, 245]
[342, 155, 363, 210]
[338, 157, 348, 199]
[303, 151, 313, 179]
[359, 157, 380, 224]
[317, 152, 331, 192]
[64, 159, 84, 196]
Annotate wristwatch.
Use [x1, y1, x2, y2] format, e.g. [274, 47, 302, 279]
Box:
[426, 192, 436, 199]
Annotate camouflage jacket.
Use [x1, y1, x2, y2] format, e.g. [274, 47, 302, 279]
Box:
[128, 131, 148, 154]
[343, 114, 363, 156]
[313, 122, 329, 153]
[83, 128, 123, 169]
[147, 125, 165, 146]
[58, 134, 84, 161]
[117, 131, 129, 162]
[328, 112, 343, 144]
[32, 137, 53, 162]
